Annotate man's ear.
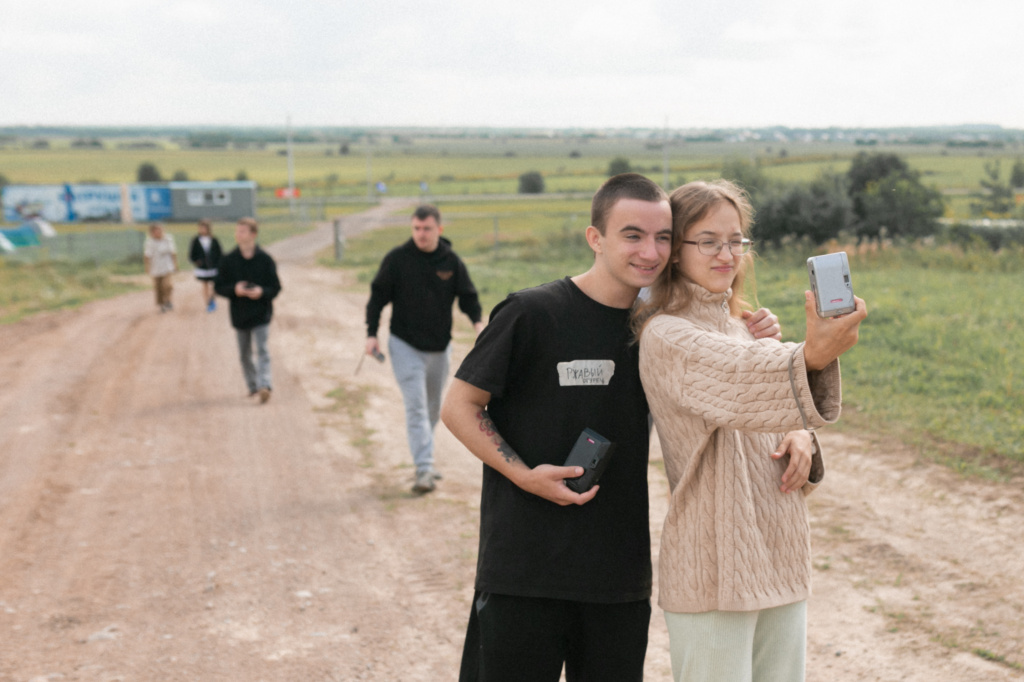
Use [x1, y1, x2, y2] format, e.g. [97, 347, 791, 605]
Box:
[584, 225, 602, 254]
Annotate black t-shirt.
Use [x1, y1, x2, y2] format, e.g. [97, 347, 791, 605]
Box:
[456, 277, 652, 603]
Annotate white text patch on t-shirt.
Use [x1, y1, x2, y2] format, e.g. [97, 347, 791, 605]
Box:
[557, 360, 615, 386]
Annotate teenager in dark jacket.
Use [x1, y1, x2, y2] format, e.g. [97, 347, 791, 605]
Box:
[365, 205, 483, 493]
[215, 217, 281, 404]
[188, 219, 223, 313]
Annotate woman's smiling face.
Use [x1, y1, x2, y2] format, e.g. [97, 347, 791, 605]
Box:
[679, 201, 744, 294]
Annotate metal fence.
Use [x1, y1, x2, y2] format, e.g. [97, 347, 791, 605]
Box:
[1, 230, 145, 264]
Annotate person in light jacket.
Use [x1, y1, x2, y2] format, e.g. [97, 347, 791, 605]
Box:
[635, 179, 867, 682]
[143, 222, 178, 313]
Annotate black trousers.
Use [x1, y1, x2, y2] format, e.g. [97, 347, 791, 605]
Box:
[458, 591, 651, 682]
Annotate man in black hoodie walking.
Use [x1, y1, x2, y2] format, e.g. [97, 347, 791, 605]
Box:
[215, 217, 282, 404]
[365, 205, 483, 494]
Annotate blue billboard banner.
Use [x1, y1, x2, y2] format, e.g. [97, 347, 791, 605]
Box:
[131, 186, 172, 220]
[3, 185, 71, 222]
[2, 184, 177, 223]
[3, 182, 256, 224]
[65, 184, 123, 222]
[3, 184, 121, 223]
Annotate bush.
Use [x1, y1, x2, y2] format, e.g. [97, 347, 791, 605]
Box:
[940, 222, 1024, 252]
[721, 158, 768, 197]
[137, 163, 163, 183]
[518, 171, 545, 194]
[608, 157, 631, 176]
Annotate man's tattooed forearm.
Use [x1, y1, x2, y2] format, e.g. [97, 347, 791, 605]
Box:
[476, 409, 498, 437]
[476, 409, 520, 465]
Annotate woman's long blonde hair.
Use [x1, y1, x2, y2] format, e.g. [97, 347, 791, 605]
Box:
[633, 179, 757, 337]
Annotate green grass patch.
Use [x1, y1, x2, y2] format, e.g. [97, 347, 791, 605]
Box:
[973, 649, 1022, 669]
[322, 383, 378, 467]
[0, 258, 143, 323]
[754, 244, 1024, 477]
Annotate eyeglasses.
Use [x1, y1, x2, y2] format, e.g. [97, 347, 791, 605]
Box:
[681, 238, 754, 256]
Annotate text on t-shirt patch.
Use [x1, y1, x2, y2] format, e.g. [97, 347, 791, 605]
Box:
[557, 360, 615, 386]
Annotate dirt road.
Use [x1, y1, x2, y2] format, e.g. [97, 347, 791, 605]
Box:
[1, 203, 1022, 680]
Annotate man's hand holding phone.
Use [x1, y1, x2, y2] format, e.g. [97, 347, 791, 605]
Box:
[235, 281, 263, 299]
[511, 463, 600, 506]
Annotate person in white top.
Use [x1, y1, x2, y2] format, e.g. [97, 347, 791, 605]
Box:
[143, 222, 178, 313]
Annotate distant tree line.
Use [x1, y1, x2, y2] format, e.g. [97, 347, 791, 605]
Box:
[136, 163, 249, 183]
[183, 130, 327, 149]
[579, 150, 1021, 248]
[516, 151, 1023, 248]
[729, 152, 1024, 249]
[711, 152, 942, 247]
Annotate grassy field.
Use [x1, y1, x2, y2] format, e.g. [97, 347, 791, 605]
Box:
[0, 258, 141, 324]
[3, 137, 1022, 215]
[755, 247, 1024, 478]
[332, 198, 1024, 479]
[4, 135, 1023, 477]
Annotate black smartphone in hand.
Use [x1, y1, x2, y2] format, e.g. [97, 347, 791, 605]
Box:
[563, 428, 615, 494]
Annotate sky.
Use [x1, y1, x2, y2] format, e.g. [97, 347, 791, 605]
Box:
[2, 0, 1021, 131]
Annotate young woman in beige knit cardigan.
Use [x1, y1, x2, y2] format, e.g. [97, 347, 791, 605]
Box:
[635, 180, 867, 682]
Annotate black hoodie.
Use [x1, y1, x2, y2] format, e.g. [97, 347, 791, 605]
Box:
[214, 245, 281, 330]
[366, 237, 482, 352]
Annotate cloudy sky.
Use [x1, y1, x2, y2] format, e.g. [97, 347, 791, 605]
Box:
[2, 0, 1020, 130]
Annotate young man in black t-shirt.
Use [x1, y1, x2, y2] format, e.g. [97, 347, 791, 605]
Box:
[441, 173, 667, 682]
[443, 174, 781, 682]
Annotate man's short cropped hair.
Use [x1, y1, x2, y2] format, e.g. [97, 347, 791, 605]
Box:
[591, 173, 669, 235]
[237, 217, 259, 234]
[412, 205, 441, 224]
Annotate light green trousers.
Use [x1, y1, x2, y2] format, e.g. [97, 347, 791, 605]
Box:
[664, 600, 807, 682]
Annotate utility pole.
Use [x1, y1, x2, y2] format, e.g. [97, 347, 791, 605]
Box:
[366, 139, 374, 202]
[286, 115, 295, 215]
[662, 115, 670, 190]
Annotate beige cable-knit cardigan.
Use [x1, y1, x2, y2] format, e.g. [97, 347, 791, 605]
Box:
[639, 283, 842, 613]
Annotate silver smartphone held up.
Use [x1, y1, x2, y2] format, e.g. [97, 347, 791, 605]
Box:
[807, 252, 855, 318]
